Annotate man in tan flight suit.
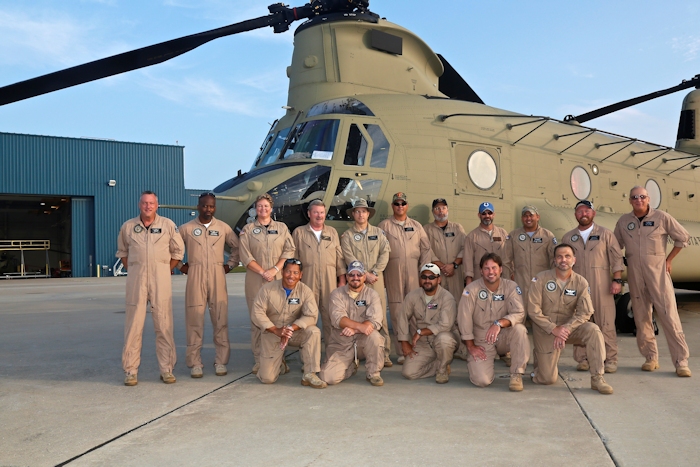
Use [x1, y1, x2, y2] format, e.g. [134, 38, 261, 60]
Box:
[378, 192, 435, 364]
[251, 258, 326, 388]
[340, 198, 392, 367]
[423, 198, 466, 303]
[399, 264, 458, 384]
[614, 186, 691, 377]
[116, 191, 185, 386]
[293, 199, 346, 349]
[503, 205, 557, 307]
[561, 200, 624, 374]
[320, 261, 386, 386]
[529, 244, 613, 394]
[458, 253, 529, 391]
[464, 202, 509, 285]
[178, 192, 240, 378]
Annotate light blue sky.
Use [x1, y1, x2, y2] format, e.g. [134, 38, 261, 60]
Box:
[1, 1, 698, 190]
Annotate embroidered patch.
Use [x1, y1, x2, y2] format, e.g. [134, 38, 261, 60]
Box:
[287, 298, 300, 305]
[404, 227, 415, 232]
[571, 235, 580, 242]
[445, 232, 455, 237]
[564, 289, 577, 296]
[174, 227, 179, 233]
[355, 300, 367, 306]
[321, 235, 331, 241]
[627, 222, 635, 231]
[493, 294, 505, 301]
[516, 286, 522, 295]
[643, 221, 655, 227]
[478, 290, 488, 300]
[589, 235, 600, 241]
[193, 228, 202, 236]
[253, 227, 262, 234]
[133, 225, 143, 233]
[493, 237, 502, 241]
[150, 228, 162, 234]
[268, 230, 278, 235]
[209, 230, 219, 236]
[427, 303, 438, 309]
[354, 234, 362, 241]
[552, 238, 558, 245]
[506, 235, 510, 240]
[532, 237, 543, 243]
[463, 290, 470, 296]
[545, 281, 557, 292]
[518, 234, 527, 241]
[531, 277, 538, 283]
[368, 235, 378, 240]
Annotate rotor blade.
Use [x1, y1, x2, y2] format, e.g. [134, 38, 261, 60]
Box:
[567, 74, 700, 124]
[436, 54, 484, 104]
[0, 6, 312, 106]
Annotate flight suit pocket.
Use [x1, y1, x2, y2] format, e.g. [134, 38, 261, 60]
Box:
[645, 226, 664, 256]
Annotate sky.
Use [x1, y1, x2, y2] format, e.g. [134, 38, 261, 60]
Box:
[1, 1, 699, 190]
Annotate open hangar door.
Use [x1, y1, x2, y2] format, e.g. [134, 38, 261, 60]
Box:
[0, 194, 76, 278]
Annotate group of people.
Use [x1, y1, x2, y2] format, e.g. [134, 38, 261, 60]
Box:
[116, 185, 692, 394]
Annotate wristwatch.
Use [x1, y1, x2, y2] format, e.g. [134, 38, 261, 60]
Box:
[493, 320, 502, 328]
[612, 279, 623, 284]
[452, 262, 459, 269]
[416, 329, 422, 335]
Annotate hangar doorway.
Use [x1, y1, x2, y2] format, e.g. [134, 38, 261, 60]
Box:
[0, 195, 94, 278]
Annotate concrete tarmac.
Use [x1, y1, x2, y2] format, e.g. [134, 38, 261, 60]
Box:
[1, 275, 699, 466]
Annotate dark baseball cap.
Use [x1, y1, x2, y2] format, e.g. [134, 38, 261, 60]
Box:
[575, 200, 594, 210]
[432, 198, 448, 208]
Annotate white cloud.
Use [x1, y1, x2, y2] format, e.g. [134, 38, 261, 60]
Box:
[567, 65, 594, 79]
[671, 36, 700, 61]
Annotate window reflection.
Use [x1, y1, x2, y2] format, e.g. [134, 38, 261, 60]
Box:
[468, 150, 498, 190]
[259, 127, 291, 167]
[284, 120, 339, 161]
[366, 124, 389, 168]
[326, 178, 382, 221]
[570, 166, 591, 200]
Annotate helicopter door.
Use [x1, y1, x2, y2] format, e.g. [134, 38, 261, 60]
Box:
[325, 120, 393, 221]
[452, 142, 503, 199]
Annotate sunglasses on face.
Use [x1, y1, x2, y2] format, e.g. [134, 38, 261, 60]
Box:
[420, 274, 438, 280]
[631, 195, 648, 200]
[480, 211, 493, 216]
[284, 258, 302, 266]
[347, 273, 364, 278]
[393, 202, 407, 207]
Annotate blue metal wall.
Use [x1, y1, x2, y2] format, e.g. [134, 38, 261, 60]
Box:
[0, 132, 203, 277]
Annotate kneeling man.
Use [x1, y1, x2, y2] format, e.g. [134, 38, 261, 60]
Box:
[251, 258, 326, 388]
[459, 253, 530, 391]
[399, 264, 458, 384]
[320, 261, 385, 386]
[529, 244, 613, 394]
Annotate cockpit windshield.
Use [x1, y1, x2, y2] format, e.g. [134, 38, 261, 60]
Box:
[255, 119, 340, 167]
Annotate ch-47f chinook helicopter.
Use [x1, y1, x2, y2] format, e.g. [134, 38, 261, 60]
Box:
[1, 0, 700, 298]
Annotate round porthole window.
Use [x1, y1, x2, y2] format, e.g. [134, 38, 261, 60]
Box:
[645, 179, 662, 209]
[468, 150, 498, 190]
[570, 166, 591, 200]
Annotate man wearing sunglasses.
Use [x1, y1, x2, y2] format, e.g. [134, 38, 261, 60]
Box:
[614, 186, 691, 377]
[251, 258, 326, 388]
[458, 253, 529, 391]
[320, 261, 385, 386]
[177, 193, 240, 379]
[398, 264, 458, 384]
[378, 192, 436, 365]
[463, 202, 509, 286]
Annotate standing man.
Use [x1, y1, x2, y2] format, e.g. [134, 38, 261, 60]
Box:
[561, 200, 624, 374]
[614, 186, 691, 377]
[398, 264, 458, 384]
[251, 259, 326, 388]
[463, 202, 509, 285]
[528, 244, 613, 394]
[458, 253, 529, 391]
[340, 198, 392, 367]
[320, 261, 386, 386]
[116, 191, 185, 386]
[423, 198, 466, 303]
[504, 205, 557, 307]
[378, 193, 435, 364]
[178, 192, 240, 378]
[293, 200, 346, 349]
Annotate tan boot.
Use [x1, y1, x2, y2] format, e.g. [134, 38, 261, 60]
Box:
[604, 362, 617, 374]
[436, 365, 450, 384]
[160, 372, 176, 384]
[501, 353, 512, 367]
[366, 374, 384, 386]
[124, 373, 138, 386]
[279, 359, 290, 375]
[641, 359, 659, 372]
[676, 366, 692, 377]
[252, 363, 260, 375]
[214, 364, 227, 376]
[576, 360, 590, 371]
[301, 372, 327, 389]
[591, 375, 613, 394]
[509, 373, 523, 392]
[384, 355, 393, 368]
[190, 367, 203, 378]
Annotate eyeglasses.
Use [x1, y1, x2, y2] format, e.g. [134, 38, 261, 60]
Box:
[284, 258, 302, 266]
[347, 272, 364, 278]
[420, 274, 439, 280]
[631, 194, 648, 200]
[199, 192, 216, 198]
[393, 202, 407, 207]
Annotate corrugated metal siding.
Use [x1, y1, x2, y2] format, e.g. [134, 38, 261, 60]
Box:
[0, 132, 205, 277]
[71, 197, 95, 277]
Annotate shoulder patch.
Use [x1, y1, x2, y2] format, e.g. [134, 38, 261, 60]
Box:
[174, 227, 179, 233]
[552, 237, 558, 245]
[463, 290, 470, 296]
[506, 235, 510, 240]
[531, 277, 538, 283]
[516, 286, 522, 295]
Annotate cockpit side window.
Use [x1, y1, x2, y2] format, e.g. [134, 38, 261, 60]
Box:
[259, 127, 291, 166]
[344, 124, 368, 166]
[366, 124, 390, 168]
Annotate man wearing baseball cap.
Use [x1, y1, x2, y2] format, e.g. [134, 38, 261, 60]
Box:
[398, 263, 459, 383]
[463, 202, 509, 285]
[320, 261, 386, 386]
[561, 200, 624, 373]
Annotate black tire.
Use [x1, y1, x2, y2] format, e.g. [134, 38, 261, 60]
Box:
[615, 293, 635, 334]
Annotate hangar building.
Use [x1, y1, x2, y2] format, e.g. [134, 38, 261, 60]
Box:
[0, 131, 202, 278]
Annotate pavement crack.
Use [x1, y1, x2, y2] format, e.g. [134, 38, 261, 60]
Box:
[560, 373, 619, 467]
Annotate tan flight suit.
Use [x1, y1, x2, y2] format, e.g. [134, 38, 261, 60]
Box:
[116, 214, 185, 375]
[503, 226, 556, 306]
[377, 217, 435, 355]
[398, 286, 458, 380]
[528, 269, 605, 384]
[463, 226, 509, 281]
[251, 280, 320, 383]
[293, 224, 346, 345]
[340, 224, 391, 357]
[178, 217, 239, 369]
[239, 220, 295, 366]
[423, 221, 467, 303]
[319, 284, 385, 384]
[561, 224, 624, 366]
[614, 208, 690, 368]
[458, 278, 529, 387]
